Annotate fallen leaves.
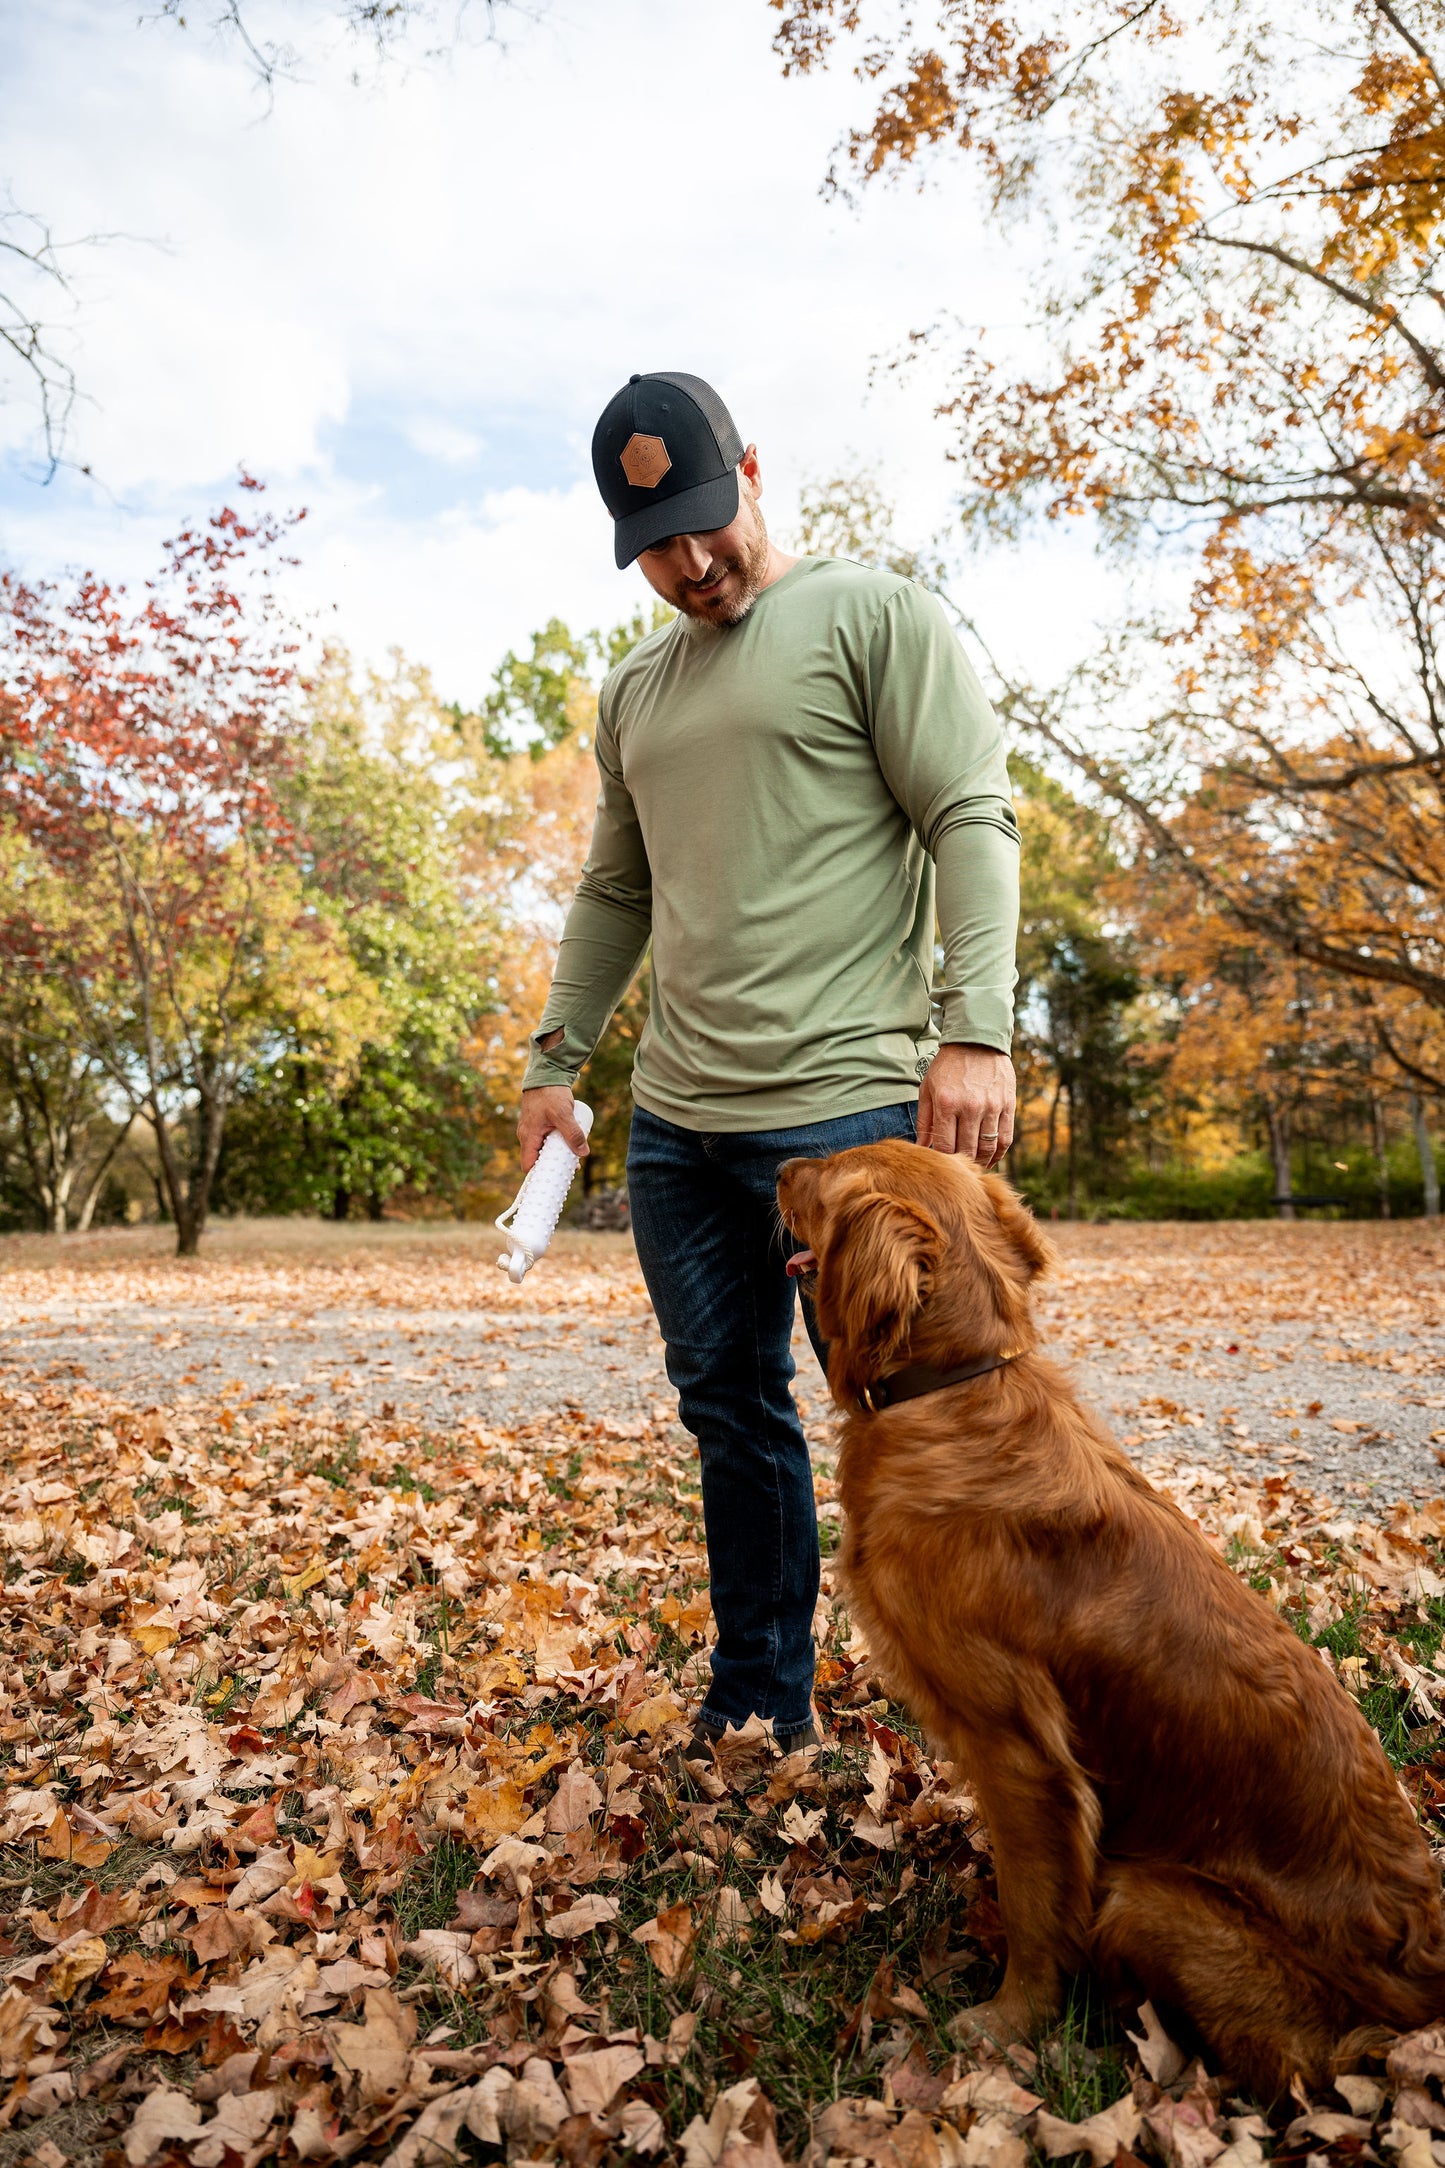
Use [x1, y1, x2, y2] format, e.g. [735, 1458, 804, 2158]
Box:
[546, 1892, 620, 1937]
[1, 1227, 1444, 2167]
[329, 1986, 418, 2103]
[1035, 2094, 1143, 2165]
[631, 1899, 697, 1978]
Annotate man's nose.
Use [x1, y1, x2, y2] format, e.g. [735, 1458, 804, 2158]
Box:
[676, 537, 713, 579]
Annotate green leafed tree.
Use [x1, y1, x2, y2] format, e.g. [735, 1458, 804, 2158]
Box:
[214, 651, 501, 1219]
[461, 606, 673, 1191]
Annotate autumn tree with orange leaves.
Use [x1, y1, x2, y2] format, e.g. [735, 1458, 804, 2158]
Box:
[0, 483, 371, 1253]
[773, 0, 1445, 1052]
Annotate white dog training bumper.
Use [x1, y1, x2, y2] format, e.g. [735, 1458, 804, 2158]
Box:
[495, 1102, 594, 1284]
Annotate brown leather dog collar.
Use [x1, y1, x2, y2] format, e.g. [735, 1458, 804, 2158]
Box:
[858, 1350, 1022, 1414]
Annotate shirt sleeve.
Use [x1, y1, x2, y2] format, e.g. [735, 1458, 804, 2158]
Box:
[865, 583, 1021, 1053]
[521, 688, 654, 1091]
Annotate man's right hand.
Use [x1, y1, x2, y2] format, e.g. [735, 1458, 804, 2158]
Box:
[518, 1085, 590, 1173]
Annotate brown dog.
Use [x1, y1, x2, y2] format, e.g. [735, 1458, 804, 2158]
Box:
[777, 1138, 1445, 2095]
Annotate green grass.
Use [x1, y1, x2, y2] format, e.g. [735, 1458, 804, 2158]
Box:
[392, 1834, 492, 1943]
[310, 1436, 362, 1488]
[387, 1464, 438, 1503]
[1032, 1981, 1130, 2123]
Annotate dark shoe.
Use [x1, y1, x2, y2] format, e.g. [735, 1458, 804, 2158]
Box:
[661, 1722, 722, 1785]
[670, 1718, 821, 1781]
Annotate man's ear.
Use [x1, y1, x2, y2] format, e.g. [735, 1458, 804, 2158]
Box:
[817, 1191, 943, 1401]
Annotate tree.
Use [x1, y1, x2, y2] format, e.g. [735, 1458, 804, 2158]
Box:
[154, 3, 526, 89]
[1010, 758, 1145, 1214]
[773, 0, 1445, 1022]
[1, 194, 90, 483]
[214, 650, 502, 1219]
[0, 481, 368, 1254]
[794, 469, 947, 587]
[0, 988, 130, 1236]
[456, 606, 671, 1191]
[1121, 832, 1445, 1212]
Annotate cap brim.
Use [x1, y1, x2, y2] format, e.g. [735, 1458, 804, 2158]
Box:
[613, 469, 740, 568]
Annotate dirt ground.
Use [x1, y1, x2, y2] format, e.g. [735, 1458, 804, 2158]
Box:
[1, 1214, 1441, 1502]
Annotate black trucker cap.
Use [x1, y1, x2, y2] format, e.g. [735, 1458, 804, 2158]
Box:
[592, 372, 745, 568]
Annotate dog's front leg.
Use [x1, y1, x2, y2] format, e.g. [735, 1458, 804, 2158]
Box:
[953, 1707, 1100, 2052]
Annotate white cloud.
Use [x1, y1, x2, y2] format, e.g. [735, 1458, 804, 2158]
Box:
[403, 418, 484, 465]
[0, 0, 1130, 698]
[297, 478, 631, 694]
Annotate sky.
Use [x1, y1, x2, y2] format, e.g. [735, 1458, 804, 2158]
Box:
[0, 0, 1128, 705]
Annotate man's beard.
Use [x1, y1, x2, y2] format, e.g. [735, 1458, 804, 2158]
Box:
[673, 509, 773, 631]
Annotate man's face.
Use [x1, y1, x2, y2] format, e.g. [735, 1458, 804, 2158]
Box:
[635, 449, 773, 627]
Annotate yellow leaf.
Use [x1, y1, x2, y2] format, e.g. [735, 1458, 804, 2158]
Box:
[283, 1561, 328, 1602]
[624, 1690, 684, 1739]
[462, 1780, 530, 1838]
[288, 1844, 344, 1889]
[133, 1623, 178, 1656]
[469, 1652, 528, 1697]
[48, 1935, 109, 2000]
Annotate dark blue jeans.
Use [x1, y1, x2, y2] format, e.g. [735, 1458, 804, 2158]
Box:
[626, 1098, 919, 1737]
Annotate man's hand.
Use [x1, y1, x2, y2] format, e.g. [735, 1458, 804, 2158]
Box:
[518, 1086, 590, 1173]
[917, 1044, 1016, 1167]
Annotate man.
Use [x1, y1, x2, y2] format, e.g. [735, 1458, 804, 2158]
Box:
[519, 371, 1019, 1754]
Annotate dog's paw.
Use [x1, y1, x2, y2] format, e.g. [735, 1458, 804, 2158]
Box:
[947, 1997, 1038, 2055]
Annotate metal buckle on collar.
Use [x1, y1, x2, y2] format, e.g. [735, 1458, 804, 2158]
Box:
[857, 1381, 886, 1414]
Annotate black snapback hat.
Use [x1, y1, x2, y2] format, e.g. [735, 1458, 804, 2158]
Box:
[592, 372, 745, 568]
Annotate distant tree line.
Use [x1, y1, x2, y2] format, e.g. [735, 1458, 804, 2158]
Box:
[2, 481, 1439, 1248]
[0, 485, 658, 1249]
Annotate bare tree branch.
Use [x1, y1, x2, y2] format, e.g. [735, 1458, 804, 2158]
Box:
[1366, 0, 1445, 108]
[1201, 232, 1445, 400]
[1375, 1016, 1445, 1093]
[0, 201, 84, 482]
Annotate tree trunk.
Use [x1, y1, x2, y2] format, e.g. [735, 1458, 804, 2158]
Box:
[1268, 1106, 1294, 1220]
[1044, 1079, 1062, 1171]
[1065, 1080, 1078, 1221]
[1411, 1094, 1441, 1219]
[332, 1186, 352, 1223]
[367, 1190, 385, 1222]
[153, 1081, 228, 1257]
[74, 1117, 133, 1233]
[1371, 1098, 1392, 1219]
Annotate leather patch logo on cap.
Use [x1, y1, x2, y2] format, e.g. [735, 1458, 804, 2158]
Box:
[620, 433, 671, 489]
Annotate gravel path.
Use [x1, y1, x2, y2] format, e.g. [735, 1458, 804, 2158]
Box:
[1034, 1218, 1445, 1502]
[1, 1215, 1442, 1502]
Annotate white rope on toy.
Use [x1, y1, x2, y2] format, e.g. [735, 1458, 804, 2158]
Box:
[496, 1101, 594, 1284]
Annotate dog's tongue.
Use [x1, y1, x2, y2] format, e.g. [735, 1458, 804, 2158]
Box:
[785, 1249, 817, 1279]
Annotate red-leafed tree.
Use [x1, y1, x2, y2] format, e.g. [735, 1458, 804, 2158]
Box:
[0, 480, 366, 1253]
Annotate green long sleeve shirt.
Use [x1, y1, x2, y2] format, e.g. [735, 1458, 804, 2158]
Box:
[523, 555, 1020, 1131]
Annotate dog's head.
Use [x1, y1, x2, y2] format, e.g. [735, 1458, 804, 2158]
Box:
[777, 1140, 1054, 1407]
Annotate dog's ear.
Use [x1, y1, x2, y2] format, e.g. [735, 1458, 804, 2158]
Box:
[817, 1190, 943, 1402]
[983, 1174, 1055, 1281]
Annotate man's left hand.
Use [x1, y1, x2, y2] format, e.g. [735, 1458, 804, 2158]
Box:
[917, 1044, 1016, 1167]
